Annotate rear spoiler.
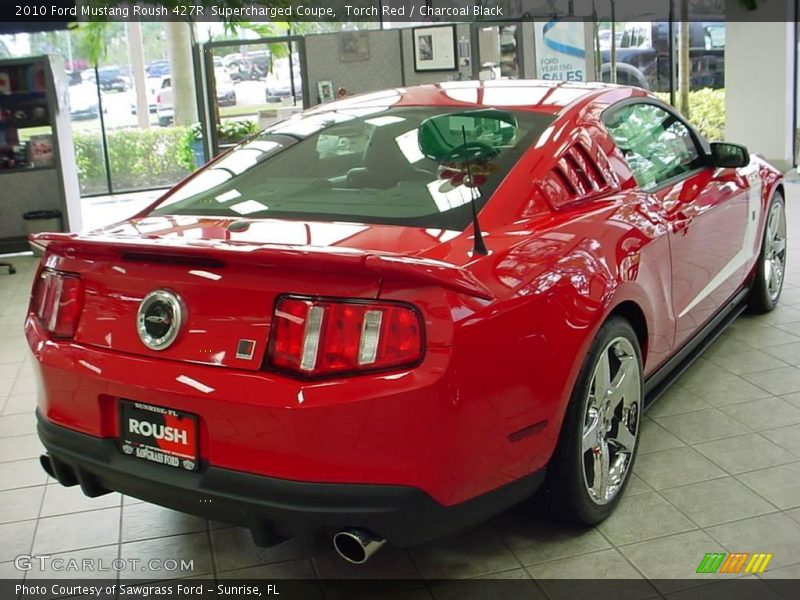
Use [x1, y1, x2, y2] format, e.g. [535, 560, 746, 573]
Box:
[30, 232, 494, 301]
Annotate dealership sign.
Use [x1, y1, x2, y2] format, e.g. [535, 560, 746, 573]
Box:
[535, 19, 587, 82]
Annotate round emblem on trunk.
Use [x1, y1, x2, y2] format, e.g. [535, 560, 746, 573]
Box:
[137, 290, 185, 350]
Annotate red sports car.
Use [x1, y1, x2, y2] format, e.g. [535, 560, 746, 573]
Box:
[28, 81, 786, 564]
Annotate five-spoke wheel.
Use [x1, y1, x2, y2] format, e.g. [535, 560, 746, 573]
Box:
[545, 317, 643, 525]
[749, 192, 787, 313]
[764, 200, 787, 302]
[581, 337, 640, 505]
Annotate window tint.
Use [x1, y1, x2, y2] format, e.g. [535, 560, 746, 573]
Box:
[603, 102, 703, 189]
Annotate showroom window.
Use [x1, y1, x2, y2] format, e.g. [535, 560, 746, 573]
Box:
[0, 25, 201, 197]
[596, 16, 725, 143]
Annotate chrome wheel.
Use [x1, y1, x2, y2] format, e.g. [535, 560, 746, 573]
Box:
[581, 336, 641, 505]
[764, 201, 787, 302]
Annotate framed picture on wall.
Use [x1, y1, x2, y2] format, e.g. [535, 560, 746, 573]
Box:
[412, 25, 457, 72]
[339, 32, 370, 62]
[317, 80, 335, 103]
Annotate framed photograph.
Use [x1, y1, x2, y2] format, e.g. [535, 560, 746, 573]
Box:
[317, 80, 335, 103]
[339, 32, 370, 62]
[412, 25, 457, 72]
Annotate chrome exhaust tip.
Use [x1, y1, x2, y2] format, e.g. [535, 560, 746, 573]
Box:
[332, 529, 386, 564]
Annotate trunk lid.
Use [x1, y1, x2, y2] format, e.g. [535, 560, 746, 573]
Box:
[34, 217, 490, 370]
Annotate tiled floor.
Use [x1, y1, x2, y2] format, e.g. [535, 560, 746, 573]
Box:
[2, 185, 800, 593]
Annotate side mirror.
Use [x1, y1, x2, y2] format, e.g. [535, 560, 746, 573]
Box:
[710, 142, 750, 168]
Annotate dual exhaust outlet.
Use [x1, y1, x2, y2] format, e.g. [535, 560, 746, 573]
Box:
[43, 452, 385, 565]
[332, 529, 385, 564]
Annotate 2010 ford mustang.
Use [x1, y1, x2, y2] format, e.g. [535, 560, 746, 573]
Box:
[28, 81, 786, 564]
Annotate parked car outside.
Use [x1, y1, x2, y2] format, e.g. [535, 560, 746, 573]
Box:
[146, 60, 170, 78]
[264, 59, 302, 103]
[130, 75, 167, 115]
[600, 21, 725, 91]
[156, 69, 236, 126]
[68, 82, 100, 120]
[96, 66, 127, 92]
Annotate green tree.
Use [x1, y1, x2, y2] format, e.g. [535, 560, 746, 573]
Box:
[29, 31, 70, 57]
[142, 23, 168, 63]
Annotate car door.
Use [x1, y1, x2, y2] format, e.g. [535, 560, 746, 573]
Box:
[604, 101, 751, 347]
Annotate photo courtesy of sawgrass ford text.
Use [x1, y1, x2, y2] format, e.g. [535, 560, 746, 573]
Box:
[14, 583, 278, 598]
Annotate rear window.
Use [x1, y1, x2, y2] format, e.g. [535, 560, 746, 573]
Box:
[150, 106, 554, 230]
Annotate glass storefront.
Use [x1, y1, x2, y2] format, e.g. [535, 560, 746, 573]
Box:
[0, 11, 771, 200]
[0, 24, 199, 197]
[595, 19, 726, 143]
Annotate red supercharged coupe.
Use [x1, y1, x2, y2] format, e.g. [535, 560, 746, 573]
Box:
[29, 81, 786, 564]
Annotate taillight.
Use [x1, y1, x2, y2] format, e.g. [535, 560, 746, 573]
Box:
[268, 296, 424, 377]
[31, 269, 84, 338]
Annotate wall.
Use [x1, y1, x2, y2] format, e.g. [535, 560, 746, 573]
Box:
[0, 169, 63, 250]
[400, 24, 473, 85]
[305, 25, 477, 103]
[725, 3, 795, 170]
[304, 30, 403, 106]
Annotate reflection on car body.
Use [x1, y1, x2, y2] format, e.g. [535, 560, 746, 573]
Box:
[30, 81, 785, 564]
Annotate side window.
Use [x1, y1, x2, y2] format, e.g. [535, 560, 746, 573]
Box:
[633, 27, 644, 47]
[603, 103, 703, 189]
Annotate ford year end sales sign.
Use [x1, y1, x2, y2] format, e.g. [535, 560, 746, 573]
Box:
[535, 19, 587, 82]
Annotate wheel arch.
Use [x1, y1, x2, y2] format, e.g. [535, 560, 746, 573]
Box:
[606, 299, 649, 363]
[773, 182, 785, 202]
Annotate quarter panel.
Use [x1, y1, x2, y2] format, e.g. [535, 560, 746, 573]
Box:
[424, 192, 674, 495]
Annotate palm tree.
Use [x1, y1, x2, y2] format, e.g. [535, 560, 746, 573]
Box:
[165, 21, 198, 126]
[677, 0, 690, 118]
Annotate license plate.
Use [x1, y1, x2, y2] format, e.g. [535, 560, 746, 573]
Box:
[119, 400, 199, 471]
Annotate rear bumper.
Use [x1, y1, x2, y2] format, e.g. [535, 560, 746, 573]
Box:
[37, 410, 545, 547]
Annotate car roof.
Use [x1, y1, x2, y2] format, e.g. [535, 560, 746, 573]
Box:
[311, 80, 633, 116]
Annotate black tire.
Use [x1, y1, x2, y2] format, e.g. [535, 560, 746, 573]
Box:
[748, 192, 787, 313]
[542, 316, 643, 525]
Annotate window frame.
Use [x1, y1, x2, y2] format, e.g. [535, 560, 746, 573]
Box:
[601, 97, 711, 193]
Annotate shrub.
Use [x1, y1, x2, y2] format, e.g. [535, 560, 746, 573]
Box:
[654, 88, 725, 141]
[73, 126, 192, 196]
